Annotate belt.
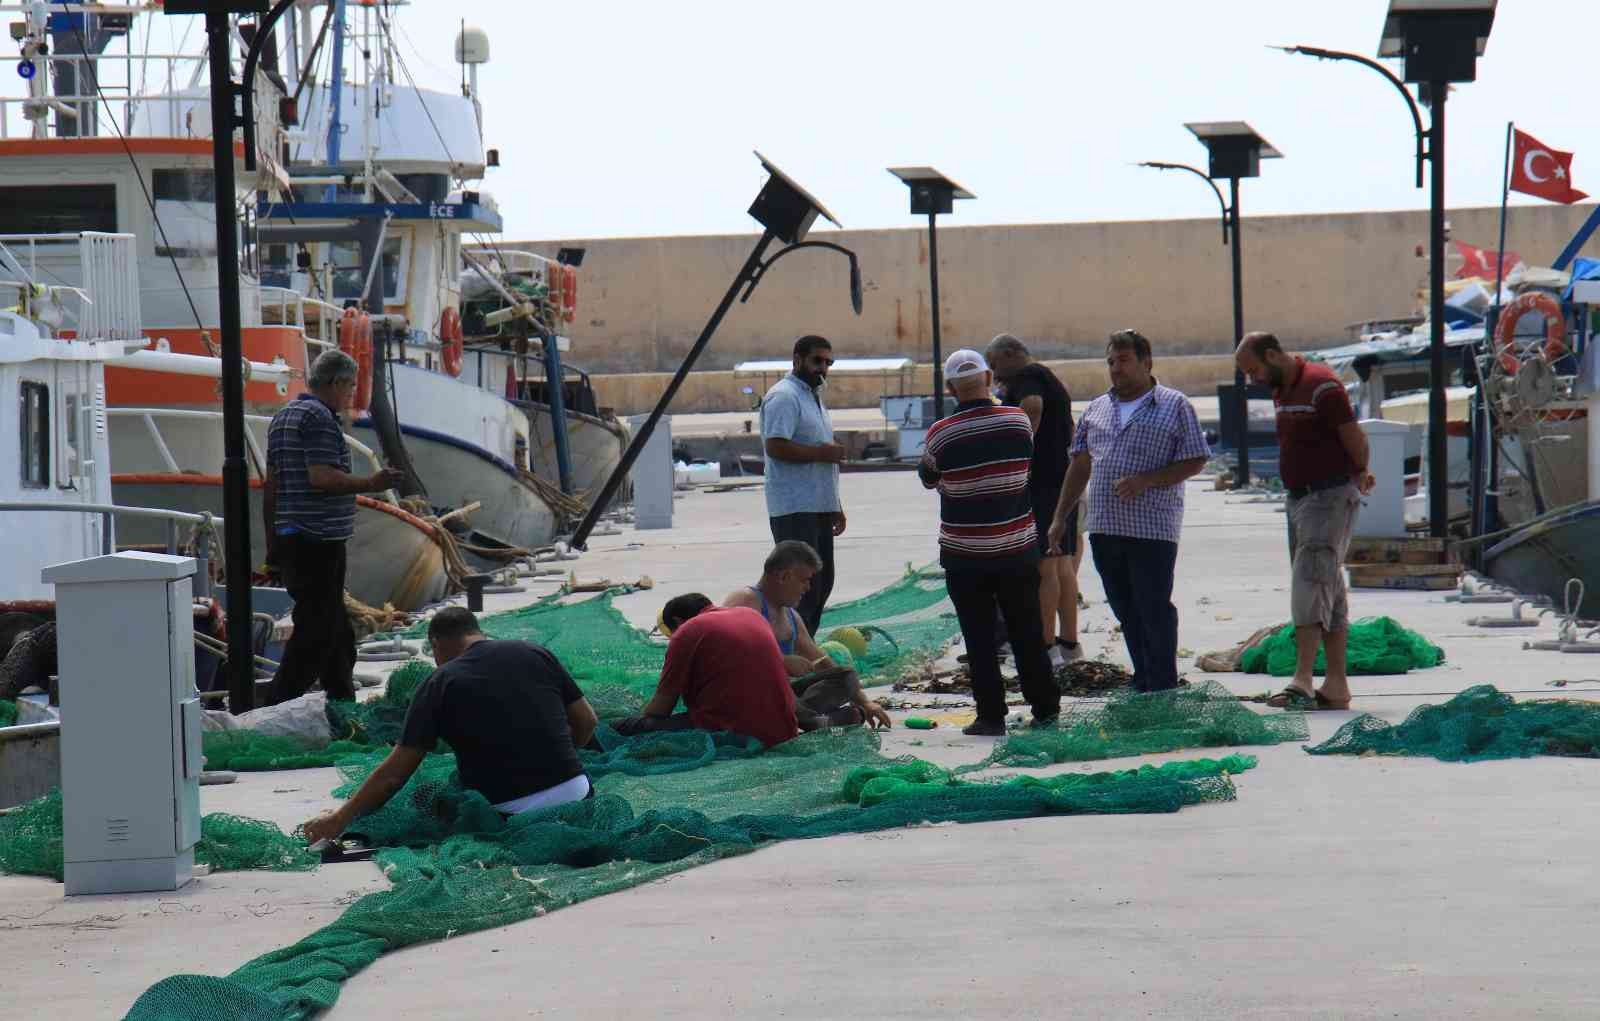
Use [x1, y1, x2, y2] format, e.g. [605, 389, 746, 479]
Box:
[1287, 475, 1351, 500]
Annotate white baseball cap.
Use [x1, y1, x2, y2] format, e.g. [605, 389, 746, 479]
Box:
[943, 348, 989, 381]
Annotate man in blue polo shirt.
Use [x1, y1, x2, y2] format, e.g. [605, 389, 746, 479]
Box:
[760, 335, 847, 636]
[264, 349, 403, 704]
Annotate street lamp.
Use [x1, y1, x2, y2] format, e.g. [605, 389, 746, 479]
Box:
[887, 167, 974, 418]
[569, 152, 863, 549]
[1279, 0, 1497, 539]
[1140, 121, 1281, 487]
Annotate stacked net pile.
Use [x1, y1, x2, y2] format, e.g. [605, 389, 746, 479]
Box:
[1240, 616, 1443, 677]
[126, 731, 1253, 1020]
[0, 790, 316, 881]
[1306, 685, 1600, 762]
[961, 680, 1307, 772]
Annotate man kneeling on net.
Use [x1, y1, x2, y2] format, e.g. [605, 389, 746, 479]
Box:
[301, 607, 599, 845]
[722, 540, 890, 730]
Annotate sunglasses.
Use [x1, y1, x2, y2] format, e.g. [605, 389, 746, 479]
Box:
[807, 356, 835, 367]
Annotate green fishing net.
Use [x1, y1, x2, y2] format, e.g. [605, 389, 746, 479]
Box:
[959, 680, 1307, 772]
[0, 790, 315, 882]
[203, 732, 374, 772]
[1306, 685, 1600, 762]
[0, 698, 16, 727]
[1239, 616, 1444, 677]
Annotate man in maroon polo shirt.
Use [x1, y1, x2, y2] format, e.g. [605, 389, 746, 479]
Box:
[1236, 332, 1375, 711]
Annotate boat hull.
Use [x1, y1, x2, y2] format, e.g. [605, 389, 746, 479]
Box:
[1482, 500, 1600, 617]
[519, 401, 630, 503]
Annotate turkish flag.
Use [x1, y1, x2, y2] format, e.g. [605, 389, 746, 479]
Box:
[1454, 241, 1522, 281]
[1510, 129, 1588, 204]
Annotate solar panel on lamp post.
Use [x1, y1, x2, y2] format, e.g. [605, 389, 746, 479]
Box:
[887, 167, 974, 419]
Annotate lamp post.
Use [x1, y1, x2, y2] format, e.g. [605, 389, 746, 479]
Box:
[887, 167, 973, 419]
[1279, 0, 1497, 539]
[1140, 121, 1280, 488]
[569, 152, 863, 549]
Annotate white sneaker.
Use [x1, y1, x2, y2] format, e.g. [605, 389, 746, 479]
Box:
[1048, 644, 1067, 669]
[1057, 642, 1085, 665]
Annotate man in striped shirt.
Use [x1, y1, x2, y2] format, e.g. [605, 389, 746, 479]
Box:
[919, 349, 1060, 735]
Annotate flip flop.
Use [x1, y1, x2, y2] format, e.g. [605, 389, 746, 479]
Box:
[1264, 685, 1316, 710]
[1314, 690, 1352, 711]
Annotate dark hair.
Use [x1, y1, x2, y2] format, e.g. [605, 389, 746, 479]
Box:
[1107, 329, 1152, 363]
[428, 606, 482, 643]
[793, 335, 832, 360]
[764, 540, 822, 576]
[1239, 331, 1283, 357]
[663, 593, 713, 632]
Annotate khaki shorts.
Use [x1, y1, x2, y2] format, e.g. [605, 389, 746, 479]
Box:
[1287, 483, 1360, 633]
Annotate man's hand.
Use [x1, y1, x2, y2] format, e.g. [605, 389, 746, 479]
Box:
[1112, 473, 1151, 501]
[831, 510, 847, 537]
[1357, 471, 1376, 496]
[301, 807, 349, 847]
[1047, 514, 1068, 556]
[367, 466, 406, 492]
[860, 700, 892, 730]
[819, 442, 848, 464]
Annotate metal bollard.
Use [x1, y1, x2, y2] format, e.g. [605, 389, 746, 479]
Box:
[464, 573, 492, 613]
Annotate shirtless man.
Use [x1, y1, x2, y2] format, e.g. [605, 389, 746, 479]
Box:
[724, 540, 891, 730]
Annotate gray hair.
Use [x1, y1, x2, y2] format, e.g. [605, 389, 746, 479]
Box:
[764, 539, 822, 576]
[986, 333, 1028, 359]
[309, 349, 360, 389]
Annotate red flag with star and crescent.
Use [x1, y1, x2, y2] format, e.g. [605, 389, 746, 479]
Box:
[1510, 129, 1588, 204]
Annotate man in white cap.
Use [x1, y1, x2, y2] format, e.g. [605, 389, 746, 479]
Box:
[918, 349, 1060, 735]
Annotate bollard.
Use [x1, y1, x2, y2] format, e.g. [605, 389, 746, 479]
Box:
[464, 573, 492, 613]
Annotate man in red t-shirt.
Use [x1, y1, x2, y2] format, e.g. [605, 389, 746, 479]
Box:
[617, 593, 799, 747]
[1236, 332, 1376, 712]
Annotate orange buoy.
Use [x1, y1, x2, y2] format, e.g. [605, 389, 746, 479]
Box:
[1494, 291, 1567, 376]
[440, 306, 464, 377]
[338, 308, 373, 412]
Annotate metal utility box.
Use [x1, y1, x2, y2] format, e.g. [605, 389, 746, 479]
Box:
[1356, 419, 1411, 539]
[40, 552, 202, 896]
[628, 414, 674, 530]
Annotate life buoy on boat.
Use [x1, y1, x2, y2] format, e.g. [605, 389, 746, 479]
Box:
[439, 306, 464, 378]
[1494, 291, 1568, 376]
[562, 266, 578, 323]
[338, 308, 373, 413]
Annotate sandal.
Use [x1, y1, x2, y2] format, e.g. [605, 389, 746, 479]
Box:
[1264, 685, 1316, 710]
[1314, 690, 1352, 711]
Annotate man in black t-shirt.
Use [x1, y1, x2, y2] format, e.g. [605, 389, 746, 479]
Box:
[987, 333, 1084, 668]
[302, 608, 599, 845]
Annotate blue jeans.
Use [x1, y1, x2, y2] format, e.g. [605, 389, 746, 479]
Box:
[1089, 534, 1180, 692]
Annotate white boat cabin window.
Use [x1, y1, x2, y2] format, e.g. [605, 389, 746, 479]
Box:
[329, 237, 407, 304]
[151, 170, 218, 259]
[19, 381, 49, 489]
[0, 185, 116, 234]
[61, 392, 81, 486]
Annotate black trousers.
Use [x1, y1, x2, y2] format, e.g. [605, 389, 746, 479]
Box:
[768, 511, 836, 637]
[268, 534, 357, 704]
[1089, 534, 1180, 692]
[945, 561, 1060, 723]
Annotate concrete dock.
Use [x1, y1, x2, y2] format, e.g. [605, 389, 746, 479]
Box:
[4, 471, 1598, 1018]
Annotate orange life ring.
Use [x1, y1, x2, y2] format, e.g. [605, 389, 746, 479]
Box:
[440, 306, 464, 377]
[338, 308, 373, 413]
[1494, 291, 1568, 375]
[545, 264, 563, 314]
[562, 265, 577, 323]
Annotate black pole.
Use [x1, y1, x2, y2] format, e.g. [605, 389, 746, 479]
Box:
[928, 210, 944, 419]
[204, 12, 254, 713]
[1228, 175, 1248, 488]
[1427, 82, 1448, 539]
[569, 231, 777, 549]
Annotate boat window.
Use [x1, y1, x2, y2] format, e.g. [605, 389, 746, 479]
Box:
[151, 169, 217, 258]
[19, 381, 49, 489]
[61, 392, 81, 486]
[330, 236, 405, 303]
[0, 185, 117, 234]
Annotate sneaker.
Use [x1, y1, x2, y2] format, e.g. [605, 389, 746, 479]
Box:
[1055, 640, 1085, 665]
[961, 718, 1008, 737]
[1048, 644, 1067, 670]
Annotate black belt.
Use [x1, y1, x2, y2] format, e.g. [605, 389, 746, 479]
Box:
[1287, 475, 1351, 500]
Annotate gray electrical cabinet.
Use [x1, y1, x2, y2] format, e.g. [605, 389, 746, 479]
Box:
[628, 413, 674, 530]
[41, 552, 202, 896]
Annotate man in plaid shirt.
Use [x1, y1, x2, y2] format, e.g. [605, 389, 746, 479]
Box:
[1047, 330, 1210, 692]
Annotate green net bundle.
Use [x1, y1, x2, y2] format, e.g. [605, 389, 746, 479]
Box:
[960, 680, 1308, 772]
[1306, 685, 1600, 762]
[126, 733, 1253, 1021]
[1239, 616, 1443, 677]
[202, 732, 374, 772]
[0, 790, 314, 881]
[0, 698, 17, 728]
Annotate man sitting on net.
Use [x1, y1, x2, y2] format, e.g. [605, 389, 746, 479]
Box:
[722, 540, 891, 730]
[614, 594, 801, 747]
[301, 607, 599, 845]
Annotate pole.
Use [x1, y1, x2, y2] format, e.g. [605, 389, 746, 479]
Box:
[1426, 82, 1449, 539]
[323, 0, 346, 201]
[543, 334, 575, 494]
[1228, 176, 1249, 487]
[570, 231, 777, 549]
[204, 13, 255, 713]
[928, 210, 944, 419]
[1474, 121, 1514, 547]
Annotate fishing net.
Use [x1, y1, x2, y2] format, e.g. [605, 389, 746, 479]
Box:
[126, 732, 1253, 1021]
[960, 680, 1307, 772]
[1238, 616, 1444, 677]
[0, 789, 315, 882]
[1306, 685, 1600, 762]
[202, 732, 374, 772]
[0, 698, 16, 727]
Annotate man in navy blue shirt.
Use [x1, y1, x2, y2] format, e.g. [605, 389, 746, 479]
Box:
[264, 350, 403, 704]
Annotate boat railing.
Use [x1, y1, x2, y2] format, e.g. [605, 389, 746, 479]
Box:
[0, 500, 222, 557]
[258, 287, 343, 351]
[0, 232, 140, 341]
[106, 406, 385, 478]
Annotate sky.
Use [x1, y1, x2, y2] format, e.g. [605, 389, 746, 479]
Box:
[162, 1, 1600, 239]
